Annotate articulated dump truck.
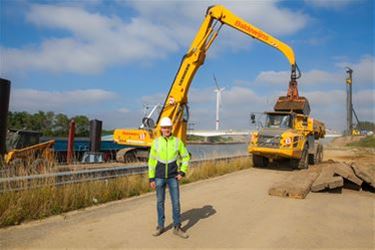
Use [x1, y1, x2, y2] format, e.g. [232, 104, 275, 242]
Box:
[249, 80, 326, 169]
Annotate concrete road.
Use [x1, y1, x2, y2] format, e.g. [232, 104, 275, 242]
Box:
[0, 167, 373, 249]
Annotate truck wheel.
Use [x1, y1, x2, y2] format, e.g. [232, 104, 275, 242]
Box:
[317, 144, 323, 163]
[252, 155, 269, 168]
[308, 154, 315, 165]
[291, 144, 309, 169]
[308, 143, 323, 165]
[308, 151, 319, 165]
[299, 145, 309, 169]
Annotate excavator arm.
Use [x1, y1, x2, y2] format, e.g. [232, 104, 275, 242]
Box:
[113, 5, 300, 160]
[156, 5, 298, 141]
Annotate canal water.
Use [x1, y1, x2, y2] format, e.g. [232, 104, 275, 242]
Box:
[187, 143, 248, 160]
[186, 137, 334, 160]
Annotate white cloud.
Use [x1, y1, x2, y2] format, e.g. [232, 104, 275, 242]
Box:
[304, 89, 345, 106]
[2, 1, 309, 74]
[10, 88, 117, 112]
[141, 92, 165, 106]
[336, 55, 375, 84]
[353, 89, 375, 109]
[255, 55, 374, 86]
[92, 109, 143, 129]
[305, 89, 374, 130]
[256, 69, 342, 85]
[255, 70, 290, 85]
[139, 85, 374, 131]
[127, 1, 309, 36]
[117, 107, 130, 113]
[25, 83, 368, 131]
[2, 4, 180, 74]
[305, 0, 358, 9]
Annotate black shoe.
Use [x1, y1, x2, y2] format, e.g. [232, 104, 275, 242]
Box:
[152, 226, 164, 237]
[173, 226, 189, 239]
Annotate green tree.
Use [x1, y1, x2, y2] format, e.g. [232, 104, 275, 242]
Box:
[44, 111, 55, 136]
[8, 111, 31, 130]
[356, 121, 375, 132]
[72, 115, 90, 137]
[54, 113, 70, 137]
[31, 111, 44, 131]
[7, 111, 91, 137]
[102, 129, 114, 136]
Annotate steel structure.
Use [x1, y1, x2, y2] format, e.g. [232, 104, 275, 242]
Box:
[346, 67, 353, 135]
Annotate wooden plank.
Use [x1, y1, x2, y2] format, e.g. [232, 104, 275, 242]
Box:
[328, 176, 345, 189]
[334, 163, 363, 187]
[351, 163, 375, 188]
[269, 168, 320, 199]
[311, 164, 344, 192]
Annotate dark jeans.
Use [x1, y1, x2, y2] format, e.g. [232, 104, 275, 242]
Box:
[155, 178, 181, 228]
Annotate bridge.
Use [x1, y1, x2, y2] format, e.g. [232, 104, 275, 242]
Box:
[187, 130, 250, 137]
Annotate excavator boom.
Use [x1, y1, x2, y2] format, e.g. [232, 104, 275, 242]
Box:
[155, 5, 298, 139]
[113, 5, 300, 161]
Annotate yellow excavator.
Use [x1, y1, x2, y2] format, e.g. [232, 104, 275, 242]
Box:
[113, 5, 299, 162]
[2, 129, 55, 175]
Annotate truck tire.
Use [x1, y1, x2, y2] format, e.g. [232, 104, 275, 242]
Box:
[299, 145, 309, 169]
[308, 143, 323, 165]
[291, 144, 309, 169]
[252, 155, 269, 168]
[308, 153, 316, 165]
[317, 144, 323, 163]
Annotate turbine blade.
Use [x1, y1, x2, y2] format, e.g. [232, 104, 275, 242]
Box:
[213, 74, 220, 90]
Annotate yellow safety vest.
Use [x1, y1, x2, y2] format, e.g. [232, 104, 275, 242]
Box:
[148, 136, 190, 180]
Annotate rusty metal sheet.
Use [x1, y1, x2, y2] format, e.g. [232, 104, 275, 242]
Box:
[274, 96, 311, 115]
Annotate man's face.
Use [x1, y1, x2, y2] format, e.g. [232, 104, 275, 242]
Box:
[161, 126, 172, 137]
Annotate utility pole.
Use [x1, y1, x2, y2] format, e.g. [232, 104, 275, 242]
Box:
[346, 67, 353, 136]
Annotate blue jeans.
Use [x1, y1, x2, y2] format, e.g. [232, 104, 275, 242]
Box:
[155, 178, 181, 228]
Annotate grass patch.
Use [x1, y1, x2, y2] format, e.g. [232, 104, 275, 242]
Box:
[347, 136, 375, 148]
[0, 156, 251, 227]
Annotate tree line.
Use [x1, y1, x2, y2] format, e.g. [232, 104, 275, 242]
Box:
[7, 111, 374, 138]
[357, 121, 375, 133]
[7, 111, 91, 137]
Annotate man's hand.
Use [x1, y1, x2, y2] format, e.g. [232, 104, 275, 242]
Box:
[176, 174, 183, 181]
[150, 181, 156, 189]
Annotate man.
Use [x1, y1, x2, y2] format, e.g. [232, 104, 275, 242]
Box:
[148, 116, 190, 239]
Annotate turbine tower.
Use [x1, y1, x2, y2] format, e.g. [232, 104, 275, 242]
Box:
[213, 74, 225, 131]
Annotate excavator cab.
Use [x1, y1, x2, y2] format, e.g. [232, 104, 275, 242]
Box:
[4, 129, 55, 170]
[6, 130, 41, 151]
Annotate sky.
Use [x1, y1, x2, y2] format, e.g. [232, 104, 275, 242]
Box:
[0, 0, 374, 132]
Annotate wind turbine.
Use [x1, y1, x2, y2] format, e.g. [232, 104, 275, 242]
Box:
[213, 74, 225, 131]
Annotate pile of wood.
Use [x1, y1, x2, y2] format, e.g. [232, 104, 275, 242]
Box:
[269, 161, 374, 199]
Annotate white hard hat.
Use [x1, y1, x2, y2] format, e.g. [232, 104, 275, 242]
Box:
[160, 117, 173, 127]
